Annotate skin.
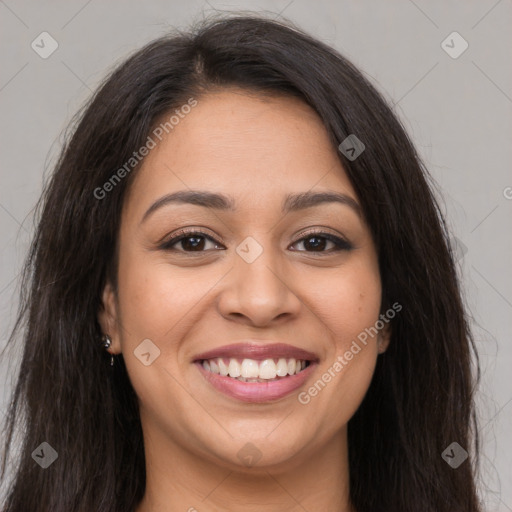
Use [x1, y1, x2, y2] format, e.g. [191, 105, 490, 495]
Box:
[98, 88, 390, 512]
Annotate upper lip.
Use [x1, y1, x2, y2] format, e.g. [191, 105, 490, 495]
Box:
[194, 342, 319, 362]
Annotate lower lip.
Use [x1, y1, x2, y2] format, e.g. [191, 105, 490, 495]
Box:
[195, 361, 317, 403]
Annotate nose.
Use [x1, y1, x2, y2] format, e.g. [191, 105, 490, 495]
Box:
[217, 243, 302, 327]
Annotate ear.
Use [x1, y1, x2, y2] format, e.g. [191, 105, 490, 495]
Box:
[377, 321, 392, 354]
[97, 281, 121, 355]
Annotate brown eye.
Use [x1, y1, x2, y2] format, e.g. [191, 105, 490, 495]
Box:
[160, 231, 224, 252]
[290, 232, 353, 253]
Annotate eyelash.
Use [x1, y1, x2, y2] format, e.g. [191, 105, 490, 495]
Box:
[159, 228, 353, 254]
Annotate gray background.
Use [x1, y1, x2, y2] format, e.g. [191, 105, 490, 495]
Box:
[0, 0, 510, 509]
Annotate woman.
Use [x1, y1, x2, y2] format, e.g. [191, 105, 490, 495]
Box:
[1, 14, 481, 512]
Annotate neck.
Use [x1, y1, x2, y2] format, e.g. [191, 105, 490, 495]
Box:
[136, 423, 355, 512]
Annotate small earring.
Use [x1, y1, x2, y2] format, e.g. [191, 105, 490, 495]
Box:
[101, 334, 115, 366]
[101, 334, 111, 349]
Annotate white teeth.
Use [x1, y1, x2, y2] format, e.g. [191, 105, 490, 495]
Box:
[241, 359, 260, 378]
[228, 359, 241, 377]
[218, 358, 229, 376]
[259, 359, 277, 379]
[202, 357, 308, 380]
[209, 359, 219, 374]
[276, 358, 288, 377]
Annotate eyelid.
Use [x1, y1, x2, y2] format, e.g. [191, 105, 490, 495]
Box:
[293, 226, 347, 242]
[290, 229, 353, 252]
[157, 227, 218, 245]
[157, 227, 222, 253]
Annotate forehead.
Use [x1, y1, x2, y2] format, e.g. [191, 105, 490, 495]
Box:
[125, 89, 356, 216]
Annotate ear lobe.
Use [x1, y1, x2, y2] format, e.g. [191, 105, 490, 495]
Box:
[377, 322, 392, 354]
[97, 282, 121, 353]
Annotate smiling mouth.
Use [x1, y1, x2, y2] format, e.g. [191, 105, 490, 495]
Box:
[200, 357, 311, 383]
[193, 342, 318, 402]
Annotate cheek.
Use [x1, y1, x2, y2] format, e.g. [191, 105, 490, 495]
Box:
[116, 248, 214, 343]
[301, 253, 382, 416]
[311, 253, 382, 347]
[113, 249, 204, 428]
[113, 246, 225, 409]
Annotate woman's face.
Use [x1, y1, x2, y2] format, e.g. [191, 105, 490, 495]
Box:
[99, 89, 389, 471]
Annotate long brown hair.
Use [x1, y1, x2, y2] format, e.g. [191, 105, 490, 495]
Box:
[1, 14, 481, 512]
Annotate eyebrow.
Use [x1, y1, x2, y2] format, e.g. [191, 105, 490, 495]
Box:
[141, 189, 361, 223]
